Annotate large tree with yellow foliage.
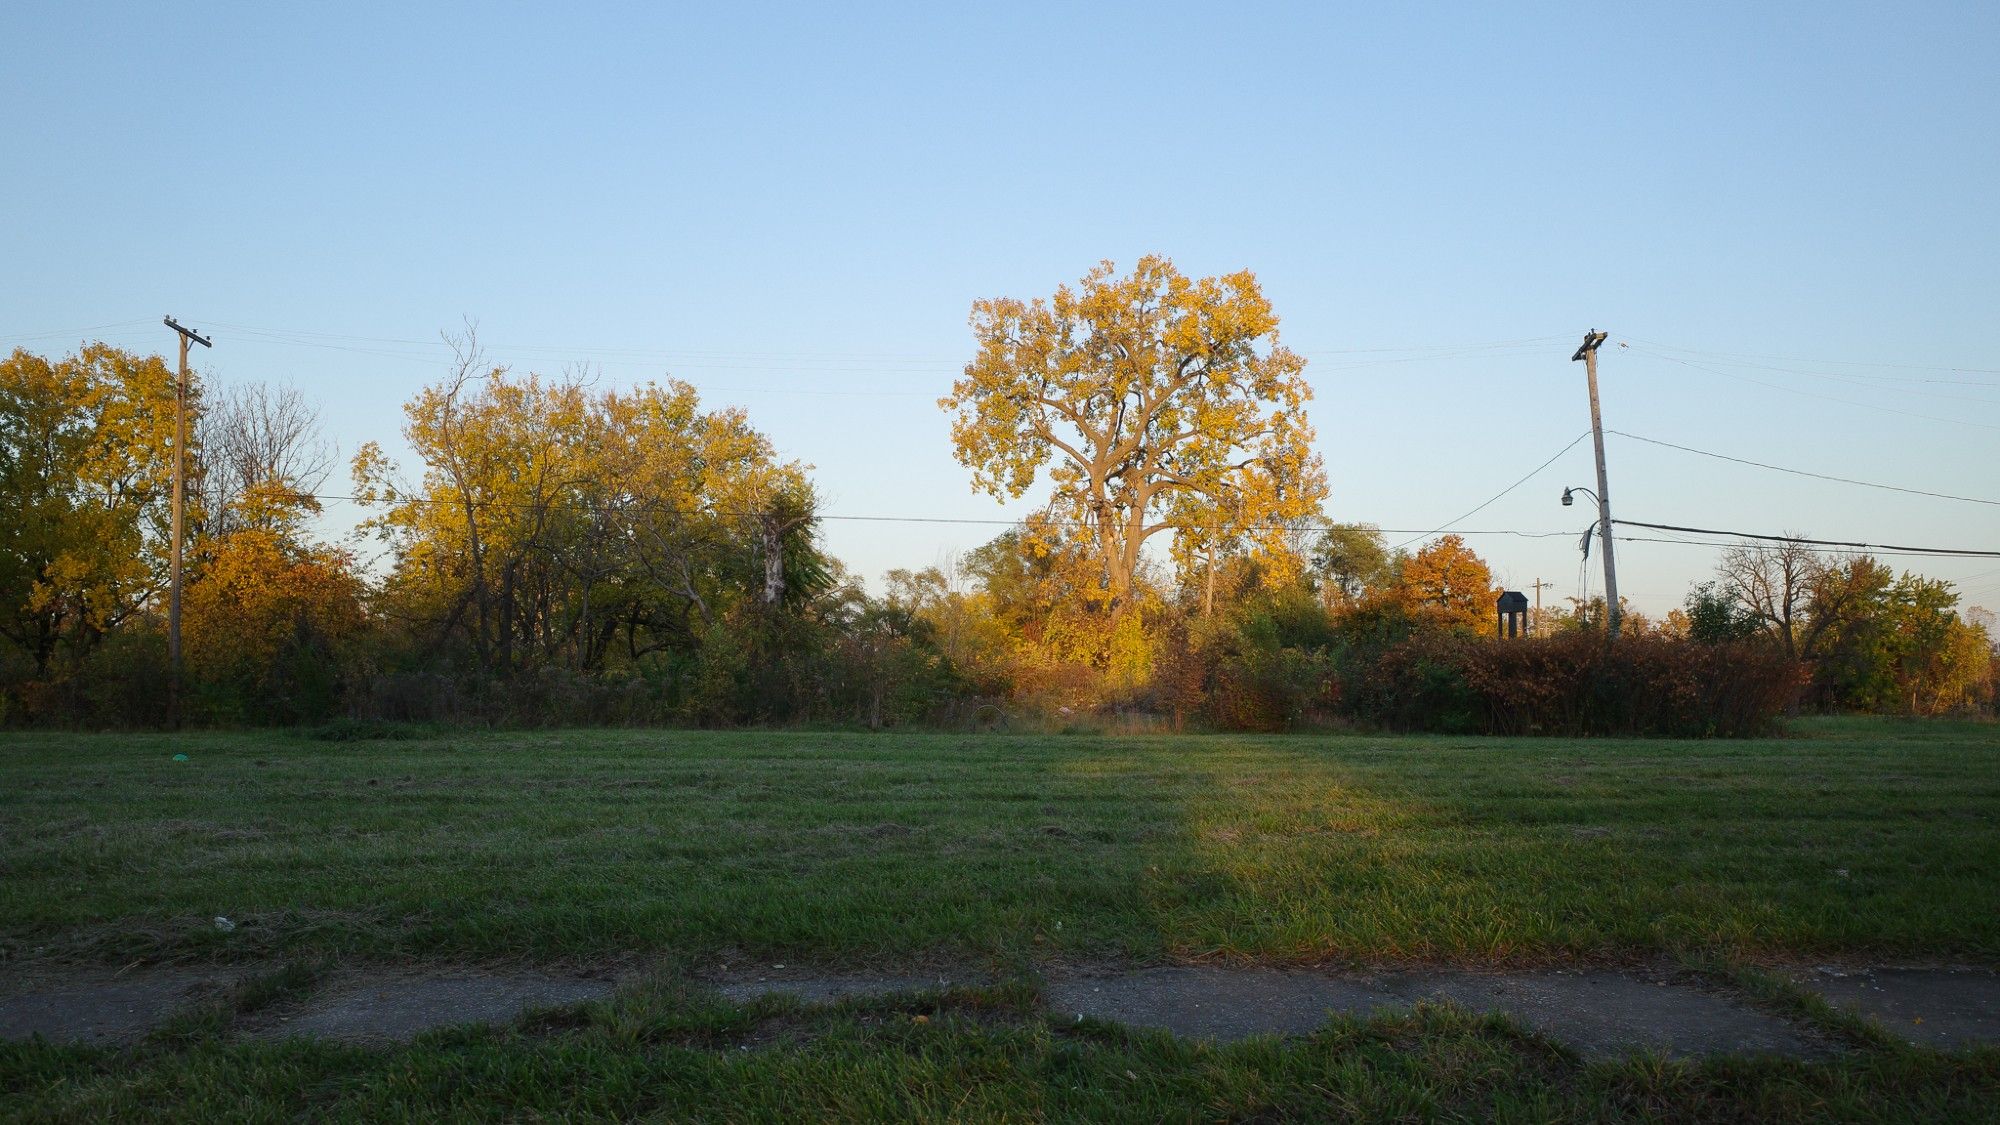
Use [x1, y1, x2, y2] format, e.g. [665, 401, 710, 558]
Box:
[941, 257, 1326, 614]
[0, 345, 178, 676]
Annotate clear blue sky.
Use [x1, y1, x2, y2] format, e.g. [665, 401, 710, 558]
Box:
[6, 2, 1998, 615]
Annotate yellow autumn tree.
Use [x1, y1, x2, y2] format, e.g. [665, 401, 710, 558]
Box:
[182, 517, 367, 723]
[941, 256, 1326, 618]
[353, 336, 819, 678]
[352, 350, 600, 671]
[0, 345, 179, 680]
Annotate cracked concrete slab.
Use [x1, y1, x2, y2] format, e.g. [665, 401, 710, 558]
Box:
[1798, 968, 2000, 1049]
[0, 968, 246, 1046]
[712, 969, 979, 1005]
[1048, 967, 1406, 1042]
[1048, 967, 1826, 1059]
[254, 970, 617, 1043]
[1425, 971, 1823, 1059]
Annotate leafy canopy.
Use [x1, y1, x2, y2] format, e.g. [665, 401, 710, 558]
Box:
[0, 345, 177, 674]
[1395, 534, 1498, 633]
[942, 256, 1326, 609]
[353, 357, 819, 674]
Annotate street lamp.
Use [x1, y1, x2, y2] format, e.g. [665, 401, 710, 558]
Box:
[1560, 485, 1619, 635]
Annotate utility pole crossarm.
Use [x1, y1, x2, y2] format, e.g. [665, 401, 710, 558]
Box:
[164, 316, 213, 349]
[1570, 330, 1606, 363]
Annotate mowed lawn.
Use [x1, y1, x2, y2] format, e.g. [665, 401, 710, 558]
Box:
[4, 717, 1997, 967]
[6, 720, 2000, 1122]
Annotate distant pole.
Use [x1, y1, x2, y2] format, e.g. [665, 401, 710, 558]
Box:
[163, 316, 212, 728]
[1531, 578, 1553, 634]
[1571, 330, 1620, 638]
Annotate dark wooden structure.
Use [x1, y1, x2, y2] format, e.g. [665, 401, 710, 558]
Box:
[1497, 590, 1529, 638]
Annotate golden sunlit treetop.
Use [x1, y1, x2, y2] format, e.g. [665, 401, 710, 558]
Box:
[941, 256, 1327, 614]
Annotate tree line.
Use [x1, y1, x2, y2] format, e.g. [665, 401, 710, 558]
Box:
[3, 261, 1993, 730]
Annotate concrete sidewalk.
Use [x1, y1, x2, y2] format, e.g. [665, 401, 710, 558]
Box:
[4, 962, 1995, 1057]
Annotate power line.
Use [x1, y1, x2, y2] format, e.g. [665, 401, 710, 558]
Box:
[25, 318, 2000, 567]
[1290, 334, 1574, 354]
[1609, 430, 2000, 507]
[816, 517, 1575, 537]
[1624, 341, 2000, 400]
[212, 493, 2000, 570]
[1622, 336, 2000, 379]
[13, 320, 1990, 387]
[308, 488, 1577, 538]
[1614, 536, 2000, 563]
[0, 319, 156, 344]
[49, 318, 1574, 400]
[1389, 431, 1592, 551]
[175, 319, 1572, 371]
[1626, 348, 2000, 431]
[1612, 519, 2000, 559]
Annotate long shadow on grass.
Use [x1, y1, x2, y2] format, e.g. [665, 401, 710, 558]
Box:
[1048, 729, 2000, 964]
[2, 724, 1994, 965]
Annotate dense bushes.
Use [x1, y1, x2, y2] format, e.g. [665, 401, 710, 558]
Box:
[1128, 591, 1801, 738]
[0, 629, 172, 729]
[1157, 586, 1800, 737]
[1187, 590, 1343, 732]
[1346, 632, 1799, 737]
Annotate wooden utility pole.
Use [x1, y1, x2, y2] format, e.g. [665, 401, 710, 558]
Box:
[164, 316, 212, 727]
[1530, 578, 1553, 634]
[1571, 330, 1620, 638]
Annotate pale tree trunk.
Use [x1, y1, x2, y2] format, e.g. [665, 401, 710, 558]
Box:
[1204, 544, 1215, 617]
[760, 511, 784, 608]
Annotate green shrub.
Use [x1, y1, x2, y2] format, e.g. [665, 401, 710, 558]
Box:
[1158, 591, 1343, 732]
[1206, 612, 1332, 732]
[1343, 635, 1481, 734]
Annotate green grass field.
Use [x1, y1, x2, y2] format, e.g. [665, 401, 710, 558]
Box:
[4, 719, 1998, 1120]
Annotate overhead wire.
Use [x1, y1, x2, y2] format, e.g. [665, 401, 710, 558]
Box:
[1609, 430, 2000, 507]
[68, 319, 1576, 403]
[1614, 536, 2000, 563]
[1389, 431, 1592, 551]
[0, 319, 157, 344]
[1623, 348, 2000, 431]
[191, 319, 1569, 371]
[1612, 520, 2000, 559]
[17, 319, 1998, 579]
[307, 487, 1578, 538]
[1621, 335, 2000, 379]
[1623, 340, 2000, 399]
